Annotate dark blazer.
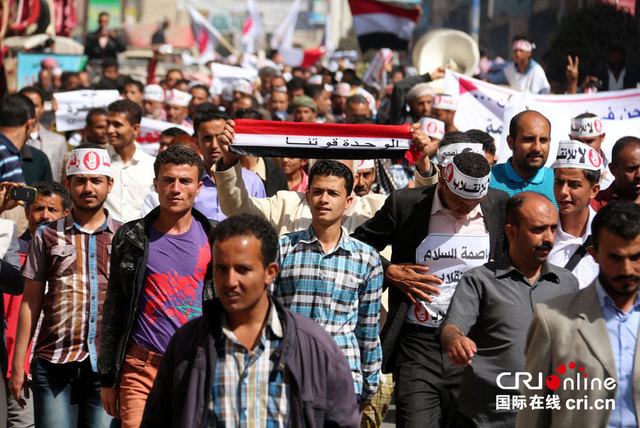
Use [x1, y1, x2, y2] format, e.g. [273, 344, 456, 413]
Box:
[596, 66, 640, 91]
[84, 30, 126, 61]
[264, 157, 288, 197]
[352, 184, 509, 373]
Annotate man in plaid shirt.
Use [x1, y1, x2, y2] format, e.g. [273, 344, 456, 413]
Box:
[274, 160, 383, 409]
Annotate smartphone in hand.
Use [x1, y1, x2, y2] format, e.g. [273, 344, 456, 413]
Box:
[9, 186, 37, 203]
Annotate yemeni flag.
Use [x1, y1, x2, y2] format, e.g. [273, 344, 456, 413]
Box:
[349, 0, 420, 52]
[230, 119, 411, 159]
[279, 46, 326, 68]
[187, 5, 223, 60]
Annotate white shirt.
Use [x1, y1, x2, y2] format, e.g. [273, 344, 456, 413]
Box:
[599, 152, 614, 191]
[608, 68, 626, 91]
[547, 207, 599, 289]
[503, 60, 551, 94]
[104, 142, 156, 223]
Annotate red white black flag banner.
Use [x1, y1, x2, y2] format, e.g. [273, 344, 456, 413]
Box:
[231, 119, 412, 159]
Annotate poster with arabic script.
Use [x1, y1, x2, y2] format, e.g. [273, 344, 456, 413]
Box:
[54, 90, 121, 132]
[443, 70, 640, 167]
[408, 233, 490, 328]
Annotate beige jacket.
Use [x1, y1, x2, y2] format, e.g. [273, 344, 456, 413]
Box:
[212, 162, 387, 235]
[516, 283, 639, 428]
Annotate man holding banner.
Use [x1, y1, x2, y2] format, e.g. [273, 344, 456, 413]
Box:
[352, 152, 508, 427]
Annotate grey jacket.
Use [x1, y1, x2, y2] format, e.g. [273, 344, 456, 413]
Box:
[141, 297, 361, 428]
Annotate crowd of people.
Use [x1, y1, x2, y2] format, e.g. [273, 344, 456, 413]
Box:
[0, 9, 639, 428]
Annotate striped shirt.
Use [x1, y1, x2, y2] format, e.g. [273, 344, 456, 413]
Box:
[21, 211, 120, 371]
[275, 226, 383, 403]
[0, 132, 25, 184]
[210, 301, 289, 427]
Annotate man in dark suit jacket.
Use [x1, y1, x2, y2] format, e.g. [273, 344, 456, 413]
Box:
[353, 152, 509, 427]
[85, 12, 126, 61]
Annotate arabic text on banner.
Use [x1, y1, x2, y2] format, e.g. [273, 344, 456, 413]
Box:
[408, 233, 490, 328]
[444, 70, 640, 166]
[54, 90, 121, 132]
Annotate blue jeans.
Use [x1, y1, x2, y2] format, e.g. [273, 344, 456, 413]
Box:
[31, 357, 112, 428]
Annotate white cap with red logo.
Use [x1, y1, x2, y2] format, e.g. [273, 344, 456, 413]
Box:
[418, 117, 446, 140]
[66, 148, 111, 176]
[356, 160, 375, 171]
[551, 140, 603, 171]
[431, 94, 457, 111]
[570, 117, 604, 138]
[334, 83, 352, 97]
[166, 89, 192, 107]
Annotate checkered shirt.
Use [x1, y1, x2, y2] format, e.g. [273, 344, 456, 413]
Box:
[275, 226, 382, 403]
[210, 301, 290, 427]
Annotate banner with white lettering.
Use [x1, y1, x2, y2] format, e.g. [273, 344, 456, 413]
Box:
[231, 119, 412, 159]
[408, 233, 490, 327]
[444, 70, 640, 165]
[54, 90, 121, 132]
[137, 117, 193, 156]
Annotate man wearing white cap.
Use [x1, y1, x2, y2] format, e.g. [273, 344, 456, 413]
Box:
[353, 152, 509, 426]
[569, 113, 613, 190]
[10, 145, 120, 428]
[164, 89, 192, 127]
[332, 82, 351, 123]
[548, 140, 602, 289]
[431, 94, 458, 133]
[388, 67, 446, 125]
[142, 84, 165, 121]
[354, 160, 376, 197]
[104, 100, 156, 223]
[490, 35, 550, 94]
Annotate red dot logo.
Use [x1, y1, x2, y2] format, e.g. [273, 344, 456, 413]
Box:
[83, 151, 100, 170]
[414, 305, 429, 322]
[556, 364, 566, 374]
[546, 375, 561, 390]
[594, 119, 602, 134]
[427, 121, 437, 134]
[445, 163, 454, 182]
[588, 149, 602, 168]
[569, 362, 576, 369]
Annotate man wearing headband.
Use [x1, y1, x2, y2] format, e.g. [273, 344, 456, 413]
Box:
[569, 112, 613, 190]
[10, 145, 119, 428]
[431, 94, 458, 133]
[491, 110, 556, 207]
[353, 152, 509, 426]
[593, 136, 640, 211]
[441, 192, 578, 427]
[489, 35, 550, 94]
[548, 141, 601, 289]
[104, 100, 156, 223]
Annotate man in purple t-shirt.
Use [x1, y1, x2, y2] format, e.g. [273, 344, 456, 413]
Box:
[98, 146, 216, 427]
